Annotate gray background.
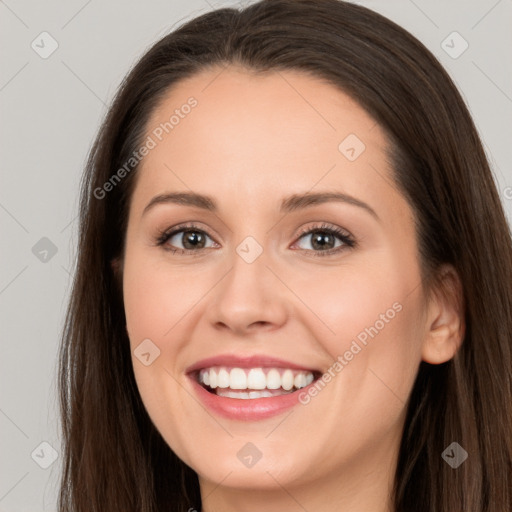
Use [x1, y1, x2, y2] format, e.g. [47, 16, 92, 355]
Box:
[0, 0, 511, 510]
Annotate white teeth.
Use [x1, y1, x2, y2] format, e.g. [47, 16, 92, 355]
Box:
[198, 366, 316, 394]
[282, 369, 294, 391]
[209, 368, 217, 388]
[249, 390, 272, 399]
[217, 389, 277, 400]
[229, 368, 247, 389]
[247, 368, 267, 389]
[217, 390, 252, 399]
[217, 389, 276, 399]
[266, 369, 281, 389]
[216, 388, 289, 399]
[217, 368, 230, 388]
[294, 373, 306, 389]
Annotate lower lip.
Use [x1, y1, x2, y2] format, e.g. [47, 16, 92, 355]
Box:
[188, 375, 315, 421]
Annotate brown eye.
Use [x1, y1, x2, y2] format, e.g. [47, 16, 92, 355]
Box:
[303, 230, 338, 250]
[156, 223, 217, 254]
[178, 230, 208, 250]
[292, 223, 356, 257]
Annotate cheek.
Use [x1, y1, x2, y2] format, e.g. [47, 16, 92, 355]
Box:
[288, 257, 408, 348]
[121, 253, 199, 448]
[123, 255, 206, 342]
[294, 268, 423, 453]
[291, 253, 424, 398]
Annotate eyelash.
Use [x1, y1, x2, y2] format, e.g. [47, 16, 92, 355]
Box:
[154, 222, 356, 257]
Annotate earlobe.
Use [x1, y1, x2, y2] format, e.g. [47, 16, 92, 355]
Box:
[422, 325, 461, 364]
[421, 264, 465, 364]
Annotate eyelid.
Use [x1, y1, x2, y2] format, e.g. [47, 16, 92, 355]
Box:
[290, 222, 356, 254]
[154, 222, 219, 249]
[294, 222, 352, 241]
[154, 221, 356, 256]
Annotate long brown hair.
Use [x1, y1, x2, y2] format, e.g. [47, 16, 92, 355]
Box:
[57, 1, 512, 510]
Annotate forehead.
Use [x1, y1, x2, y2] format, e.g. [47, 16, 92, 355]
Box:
[130, 66, 402, 220]
[145, 65, 381, 159]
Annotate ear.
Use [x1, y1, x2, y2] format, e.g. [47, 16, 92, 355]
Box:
[421, 264, 465, 364]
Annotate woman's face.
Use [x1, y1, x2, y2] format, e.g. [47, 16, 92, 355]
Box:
[120, 66, 433, 503]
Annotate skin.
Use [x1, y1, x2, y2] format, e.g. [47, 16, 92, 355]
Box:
[116, 66, 464, 512]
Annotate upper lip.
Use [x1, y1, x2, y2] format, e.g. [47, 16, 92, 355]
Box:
[185, 354, 321, 374]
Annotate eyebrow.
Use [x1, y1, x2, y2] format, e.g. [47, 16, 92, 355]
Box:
[142, 190, 379, 221]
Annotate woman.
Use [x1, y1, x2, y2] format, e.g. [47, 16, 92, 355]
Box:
[57, 1, 512, 511]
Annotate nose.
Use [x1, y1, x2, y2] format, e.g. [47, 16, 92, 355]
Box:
[205, 245, 289, 336]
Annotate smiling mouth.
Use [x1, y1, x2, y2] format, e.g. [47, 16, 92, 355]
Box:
[195, 366, 321, 399]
